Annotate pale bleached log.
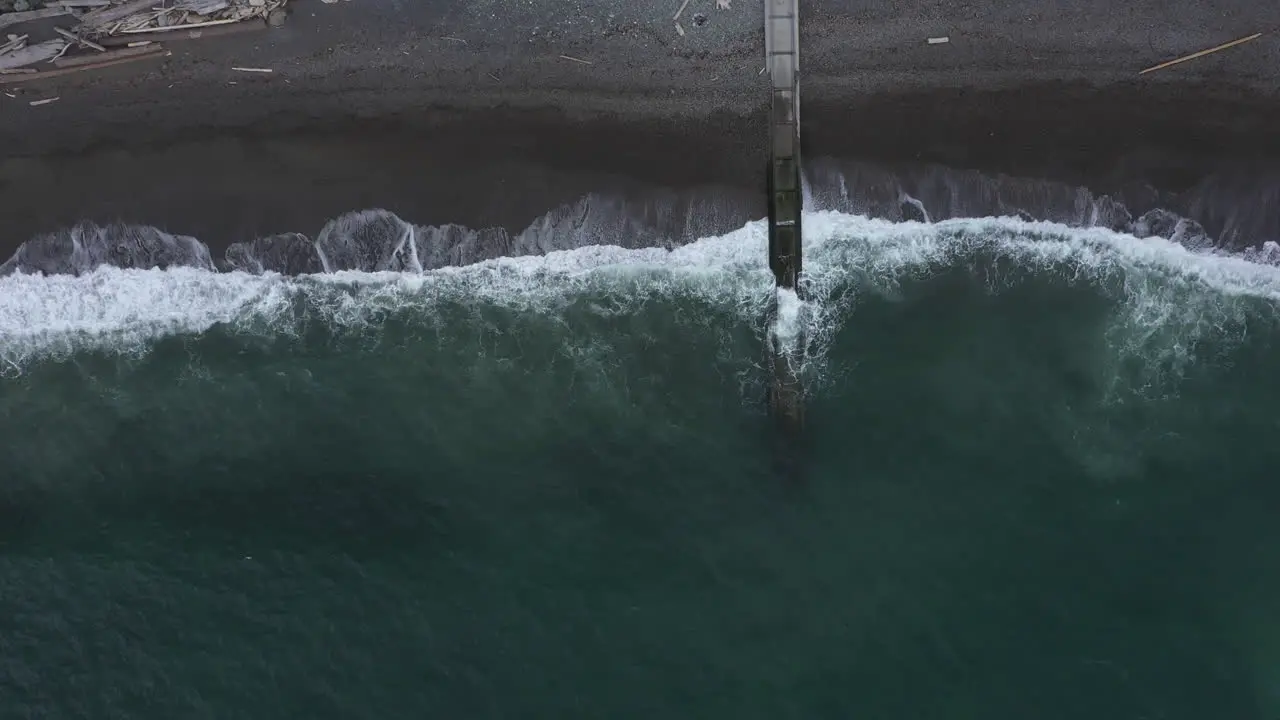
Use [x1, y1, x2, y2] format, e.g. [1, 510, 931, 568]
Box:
[0, 40, 66, 71]
[78, 0, 159, 28]
[53, 42, 158, 67]
[176, 0, 231, 14]
[0, 7, 72, 32]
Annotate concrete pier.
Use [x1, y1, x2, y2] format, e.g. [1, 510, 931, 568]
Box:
[764, 0, 805, 442]
[765, 0, 802, 291]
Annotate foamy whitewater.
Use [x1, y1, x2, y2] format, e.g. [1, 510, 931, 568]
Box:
[2, 211, 1278, 379]
[4, 207, 1280, 719]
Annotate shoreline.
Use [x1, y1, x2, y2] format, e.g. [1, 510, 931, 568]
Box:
[3, 85, 1280, 262]
[3, 0, 1278, 155]
[1, 1, 1278, 259]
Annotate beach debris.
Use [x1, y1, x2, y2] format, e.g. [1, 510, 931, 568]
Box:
[927, 36, 949, 44]
[0, 38, 62, 69]
[55, 24, 105, 51]
[118, 17, 250, 34]
[559, 54, 592, 65]
[78, 0, 154, 28]
[54, 41, 148, 65]
[0, 41, 164, 81]
[28, 94, 56, 104]
[692, 12, 707, 27]
[672, 0, 690, 22]
[1, 0, 288, 33]
[1140, 32, 1264, 75]
[0, 7, 71, 31]
[48, 35, 71, 58]
[674, 21, 684, 37]
[177, 0, 229, 13]
[0, 32, 27, 54]
[99, 16, 265, 45]
[0, 0, 285, 73]
[230, 65, 269, 72]
[716, 0, 730, 9]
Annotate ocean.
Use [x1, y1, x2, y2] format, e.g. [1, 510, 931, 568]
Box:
[2, 210, 1280, 718]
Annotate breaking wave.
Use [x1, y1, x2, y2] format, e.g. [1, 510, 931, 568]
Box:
[4, 158, 1279, 281]
[3, 162, 1278, 720]
[2, 208, 1278, 397]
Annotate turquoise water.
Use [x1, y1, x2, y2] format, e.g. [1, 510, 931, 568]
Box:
[2, 213, 1279, 718]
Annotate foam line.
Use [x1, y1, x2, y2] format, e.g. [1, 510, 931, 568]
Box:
[1, 213, 1278, 374]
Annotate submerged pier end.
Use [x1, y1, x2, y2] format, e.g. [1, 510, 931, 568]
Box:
[764, 0, 805, 439]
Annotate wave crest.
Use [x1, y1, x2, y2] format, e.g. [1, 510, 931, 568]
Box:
[5, 158, 1277, 279]
[2, 213, 1278, 391]
[0, 221, 214, 277]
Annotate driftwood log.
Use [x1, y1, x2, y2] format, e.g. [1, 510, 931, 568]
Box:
[176, 0, 231, 13]
[0, 7, 72, 31]
[0, 40, 66, 71]
[0, 45, 165, 83]
[98, 17, 266, 45]
[53, 42, 156, 67]
[78, 0, 158, 28]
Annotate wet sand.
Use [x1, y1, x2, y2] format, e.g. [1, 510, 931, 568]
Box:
[1, 0, 1278, 254]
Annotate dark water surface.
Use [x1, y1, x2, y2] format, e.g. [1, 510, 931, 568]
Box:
[2, 214, 1279, 718]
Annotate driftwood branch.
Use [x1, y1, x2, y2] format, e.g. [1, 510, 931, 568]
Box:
[1140, 32, 1264, 75]
[0, 34, 27, 55]
[99, 18, 265, 46]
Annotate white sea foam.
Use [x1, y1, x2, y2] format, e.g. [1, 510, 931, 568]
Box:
[1, 212, 1278, 375]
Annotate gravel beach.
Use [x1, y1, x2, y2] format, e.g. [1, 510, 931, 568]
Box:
[1, 0, 1278, 255]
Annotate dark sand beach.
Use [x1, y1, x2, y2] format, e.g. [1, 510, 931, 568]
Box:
[2, 0, 1279, 255]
